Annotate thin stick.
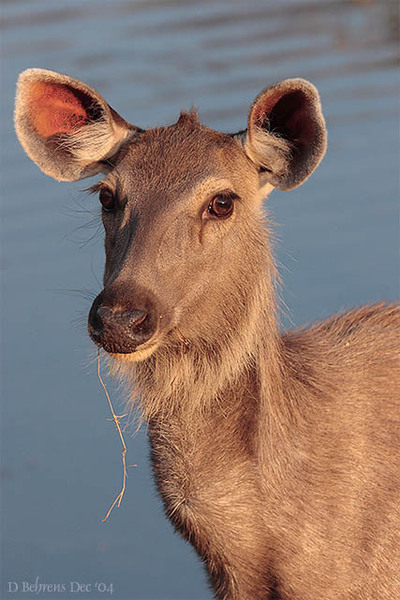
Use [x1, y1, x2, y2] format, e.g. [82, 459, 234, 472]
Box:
[97, 353, 127, 522]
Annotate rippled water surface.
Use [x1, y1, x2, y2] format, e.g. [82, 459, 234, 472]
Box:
[1, 1, 399, 599]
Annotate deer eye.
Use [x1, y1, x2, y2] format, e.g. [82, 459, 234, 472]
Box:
[208, 192, 235, 219]
[99, 188, 116, 212]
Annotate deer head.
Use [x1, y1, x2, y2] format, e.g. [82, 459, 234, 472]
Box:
[14, 68, 326, 361]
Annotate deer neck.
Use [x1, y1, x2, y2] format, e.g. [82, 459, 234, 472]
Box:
[130, 266, 281, 421]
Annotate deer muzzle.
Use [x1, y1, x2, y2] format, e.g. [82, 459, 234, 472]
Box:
[88, 292, 158, 354]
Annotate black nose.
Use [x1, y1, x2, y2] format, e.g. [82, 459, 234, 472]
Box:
[88, 301, 155, 354]
[92, 307, 147, 336]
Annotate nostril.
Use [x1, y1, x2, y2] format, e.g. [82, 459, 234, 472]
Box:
[128, 309, 147, 329]
[96, 307, 108, 320]
[89, 306, 106, 337]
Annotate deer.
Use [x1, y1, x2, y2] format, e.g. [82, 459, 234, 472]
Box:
[14, 68, 400, 600]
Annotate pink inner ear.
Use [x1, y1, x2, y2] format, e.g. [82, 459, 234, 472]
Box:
[27, 81, 88, 138]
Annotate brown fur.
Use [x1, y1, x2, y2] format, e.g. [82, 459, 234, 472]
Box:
[14, 70, 400, 600]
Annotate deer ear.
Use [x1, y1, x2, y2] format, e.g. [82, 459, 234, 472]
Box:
[14, 68, 140, 182]
[241, 78, 327, 191]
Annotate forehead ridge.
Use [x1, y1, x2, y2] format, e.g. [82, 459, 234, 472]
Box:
[117, 113, 241, 181]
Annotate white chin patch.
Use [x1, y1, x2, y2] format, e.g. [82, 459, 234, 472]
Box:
[111, 344, 158, 363]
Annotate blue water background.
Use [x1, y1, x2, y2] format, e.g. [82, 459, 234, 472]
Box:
[1, 1, 399, 599]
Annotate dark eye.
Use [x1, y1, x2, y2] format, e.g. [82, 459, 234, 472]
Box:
[99, 188, 116, 212]
[208, 193, 235, 219]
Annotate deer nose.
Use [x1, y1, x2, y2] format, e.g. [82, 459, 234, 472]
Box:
[93, 307, 147, 335]
[88, 303, 154, 354]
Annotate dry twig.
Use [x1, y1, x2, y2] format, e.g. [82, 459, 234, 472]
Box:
[97, 353, 127, 522]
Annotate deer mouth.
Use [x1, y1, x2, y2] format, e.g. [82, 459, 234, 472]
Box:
[108, 341, 161, 363]
[88, 327, 162, 362]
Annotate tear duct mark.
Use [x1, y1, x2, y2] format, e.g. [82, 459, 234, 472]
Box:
[27, 81, 88, 137]
[97, 353, 128, 522]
